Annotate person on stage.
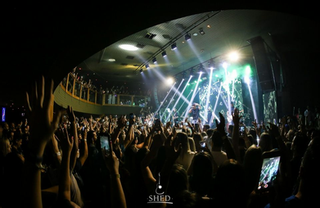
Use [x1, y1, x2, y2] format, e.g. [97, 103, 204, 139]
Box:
[189, 103, 201, 124]
[171, 108, 180, 126]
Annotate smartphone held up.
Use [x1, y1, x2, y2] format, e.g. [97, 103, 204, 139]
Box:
[257, 150, 281, 192]
[100, 132, 111, 154]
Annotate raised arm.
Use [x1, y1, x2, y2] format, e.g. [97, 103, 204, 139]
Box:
[215, 112, 236, 160]
[22, 76, 62, 208]
[231, 108, 241, 162]
[78, 129, 88, 166]
[58, 127, 74, 203]
[103, 139, 127, 208]
[67, 105, 79, 172]
[140, 131, 164, 194]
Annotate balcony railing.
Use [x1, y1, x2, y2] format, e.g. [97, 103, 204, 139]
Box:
[60, 73, 150, 107]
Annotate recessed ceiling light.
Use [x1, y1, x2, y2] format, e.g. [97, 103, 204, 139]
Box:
[193, 32, 198, 36]
[119, 44, 139, 51]
[107, 58, 116, 62]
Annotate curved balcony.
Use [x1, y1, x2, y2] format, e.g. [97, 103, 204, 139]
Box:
[54, 73, 150, 116]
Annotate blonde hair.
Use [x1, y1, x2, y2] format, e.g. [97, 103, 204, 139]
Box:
[0, 138, 11, 157]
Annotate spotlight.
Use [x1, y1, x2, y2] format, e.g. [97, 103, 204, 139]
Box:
[244, 76, 250, 84]
[208, 63, 215, 70]
[199, 28, 205, 35]
[145, 64, 150, 69]
[166, 77, 174, 85]
[185, 33, 191, 41]
[228, 51, 240, 62]
[162, 51, 167, 57]
[171, 43, 177, 50]
[198, 65, 204, 74]
[152, 57, 157, 64]
[140, 69, 143, 73]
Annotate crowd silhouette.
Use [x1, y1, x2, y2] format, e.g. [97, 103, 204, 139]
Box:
[0, 77, 319, 208]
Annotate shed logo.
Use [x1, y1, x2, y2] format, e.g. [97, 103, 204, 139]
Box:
[147, 172, 173, 204]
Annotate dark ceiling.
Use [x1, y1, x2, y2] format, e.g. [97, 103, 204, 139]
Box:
[2, 3, 320, 110]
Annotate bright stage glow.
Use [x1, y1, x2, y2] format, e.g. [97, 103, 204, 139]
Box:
[183, 72, 203, 120]
[166, 77, 174, 86]
[231, 70, 238, 80]
[228, 51, 240, 62]
[245, 65, 252, 75]
[222, 62, 228, 69]
[244, 76, 251, 84]
[247, 81, 258, 123]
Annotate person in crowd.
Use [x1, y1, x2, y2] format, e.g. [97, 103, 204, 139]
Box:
[174, 132, 196, 172]
[188, 151, 215, 197]
[210, 131, 228, 167]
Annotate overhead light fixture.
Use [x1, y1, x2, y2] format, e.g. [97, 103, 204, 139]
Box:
[107, 58, 116, 62]
[140, 69, 143, 73]
[199, 28, 205, 35]
[152, 57, 157, 64]
[162, 51, 167, 57]
[145, 64, 150, 69]
[185, 33, 191, 41]
[119, 44, 139, 51]
[171, 43, 177, 50]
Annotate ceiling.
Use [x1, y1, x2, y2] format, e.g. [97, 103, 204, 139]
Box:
[76, 9, 312, 87]
[1, 3, 320, 109]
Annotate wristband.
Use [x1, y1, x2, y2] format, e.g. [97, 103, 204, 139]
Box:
[25, 151, 43, 164]
[34, 163, 47, 171]
[25, 152, 46, 171]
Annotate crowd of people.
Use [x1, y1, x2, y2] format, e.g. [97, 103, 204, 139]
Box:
[0, 77, 320, 208]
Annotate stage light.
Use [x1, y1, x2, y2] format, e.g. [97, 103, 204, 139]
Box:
[185, 33, 191, 41]
[222, 62, 228, 69]
[245, 65, 252, 75]
[208, 61, 215, 70]
[231, 70, 238, 80]
[145, 64, 150, 69]
[166, 77, 174, 85]
[162, 51, 167, 57]
[228, 51, 240, 62]
[152, 57, 157, 64]
[119, 44, 139, 51]
[171, 43, 177, 50]
[244, 76, 250, 84]
[199, 28, 205, 35]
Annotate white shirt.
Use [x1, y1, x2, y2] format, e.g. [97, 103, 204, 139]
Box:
[211, 150, 228, 167]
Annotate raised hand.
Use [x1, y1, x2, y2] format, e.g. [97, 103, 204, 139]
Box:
[165, 134, 182, 162]
[117, 115, 127, 130]
[59, 127, 74, 155]
[267, 122, 280, 138]
[232, 108, 242, 126]
[67, 105, 76, 123]
[215, 112, 226, 136]
[26, 76, 62, 152]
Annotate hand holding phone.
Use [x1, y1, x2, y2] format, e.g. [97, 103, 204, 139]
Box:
[100, 133, 112, 154]
[199, 141, 206, 148]
[257, 150, 281, 192]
